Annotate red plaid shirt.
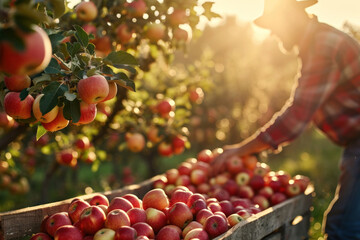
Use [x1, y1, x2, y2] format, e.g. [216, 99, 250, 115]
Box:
[258, 17, 360, 148]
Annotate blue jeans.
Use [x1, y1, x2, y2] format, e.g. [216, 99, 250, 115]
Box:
[323, 140, 360, 239]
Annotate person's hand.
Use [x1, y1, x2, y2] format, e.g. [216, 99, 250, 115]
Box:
[211, 147, 240, 176]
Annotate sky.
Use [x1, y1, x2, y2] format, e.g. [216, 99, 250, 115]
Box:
[205, 0, 360, 30]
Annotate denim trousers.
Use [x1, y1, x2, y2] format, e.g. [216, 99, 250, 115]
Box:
[323, 140, 360, 239]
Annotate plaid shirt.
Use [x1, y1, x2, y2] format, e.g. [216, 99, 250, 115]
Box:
[258, 17, 360, 148]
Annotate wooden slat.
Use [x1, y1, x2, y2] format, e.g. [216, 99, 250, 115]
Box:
[215, 186, 314, 240]
[0, 175, 161, 240]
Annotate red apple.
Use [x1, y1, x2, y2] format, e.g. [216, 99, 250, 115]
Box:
[33, 94, 59, 123]
[30, 232, 52, 240]
[235, 171, 251, 186]
[142, 188, 169, 211]
[168, 9, 188, 26]
[197, 149, 214, 163]
[196, 183, 211, 194]
[187, 193, 206, 207]
[0, 112, 15, 129]
[83, 24, 97, 36]
[42, 108, 69, 132]
[252, 195, 270, 210]
[116, 24, 134, 44]
[177, 162, 193, 176]
[236, 209, 252, 219]
[127, 208, 147, 225]
[182, 221, 203, 238]
[156, 98, 175, 117]
[101, 82, 118, 102]
[172, 135, 187, 154]
[4, 92, 34, 119]
[258, 186, 274, 199]
[196, 209, 213, 225]
[168, 202, 193, 229]
[253, 163, 270, 177]
[166, 169, 179, 184]
[190, 169, 207, 186]
[226, 155, 244, 174]
[75, 101, 97, 125]
[79, 206, 106, 235]
[0, 25, 52, 76]
[145, 207, 167, 233]
[238, 185, 255, 199]
[45, 212, 72, 237]
[147, 125, 162, 143]
[249, 175, 265, 191]
[184, 228, 209, 240]
[93, 228, 116, 240]
[126, 133, 145, 153]
[93, 36, 112, 56]
[270, 192, 287, 205]
[132, 222, 154, 239]
[285, 180, 302, 197]
[293, 175, 310, 192]
[219, 200, 234, 216]
[227, 213, 244, 227]
[275, 170, 291, 187]
[267, 176, 282, 192]
[242, 155, 258, 171]
[108, 197, 133, 213]
[115, 226, 137, 240]
[158, 142, 173, 157]
[170, 189, 193, 206]
[105, 209, 131, 230]
[153, 176, 168, 189]
[173, 27, 189, 42]
[78, 75, 109, 104]
[76, 1, 98, 22]
[157, 225, 181, 240]
[4, 75, 31, 91]
[54, 225, 83, 240]
[122, 194, 142, 209]
[145, 23, 166, 42]
[203, 215, 228, 239]
[68, 199, 91, 223]
[223, 179, 239, 196]
[175, 174, 191, 187]
[56, 149, 78, 167]
[75, 136, 91, 150]
[127, 0, 147, 18]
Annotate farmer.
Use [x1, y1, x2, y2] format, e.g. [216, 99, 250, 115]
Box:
[211, 0, 360, 239]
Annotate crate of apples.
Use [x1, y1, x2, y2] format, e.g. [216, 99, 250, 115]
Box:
[30, 149, 310, 240]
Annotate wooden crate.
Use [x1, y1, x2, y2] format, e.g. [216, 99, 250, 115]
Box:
[0, 175, 314, 240]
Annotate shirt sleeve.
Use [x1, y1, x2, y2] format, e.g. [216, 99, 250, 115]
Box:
[256, 34, 341, 150]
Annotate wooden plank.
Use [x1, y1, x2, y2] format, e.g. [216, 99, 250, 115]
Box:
[0, 175, 160, 240]
[262, 232, 282, 240]
[283, 211, 311, 240]
[215, 186, 314, 240]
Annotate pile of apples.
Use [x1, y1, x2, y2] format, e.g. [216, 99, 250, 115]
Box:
[30, 149, 310, 240]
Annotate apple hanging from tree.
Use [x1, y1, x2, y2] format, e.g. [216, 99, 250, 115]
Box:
[4, 75, 31, 92]
[32, 94, 59, 123]
[77, 75, 110, 104]
[4, 92, 34, 120]
[41, 108, 69, 132]
[75, 1, 98, 22]
[0, 25, 52, 76]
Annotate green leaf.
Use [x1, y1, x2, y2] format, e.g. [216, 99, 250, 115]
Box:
[111, 74, 136, 92]
[33, 74, 51, 86]
[104, 51, 139, 66]
[67, 42, 82, 57]
[73, 25, 89, 48]
[49, 0, 66, 18]
[40, 82, 68, 115]
[87, 43, 95, 55]
[36, 125, 47, 141]
[0, 28, 25, 51]
[44, 58, 62, 74]
[49, 32, 66, 52]
[202, 2, 222, 20]
[63, 98, 81, 123]
[20, 88, 29, 100]
[13, 4, 49, 32]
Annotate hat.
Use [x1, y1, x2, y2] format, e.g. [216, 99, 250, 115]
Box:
[254, 0, 318, 29]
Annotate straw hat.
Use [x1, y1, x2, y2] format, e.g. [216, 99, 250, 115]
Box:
[254, 0, 318, 29]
